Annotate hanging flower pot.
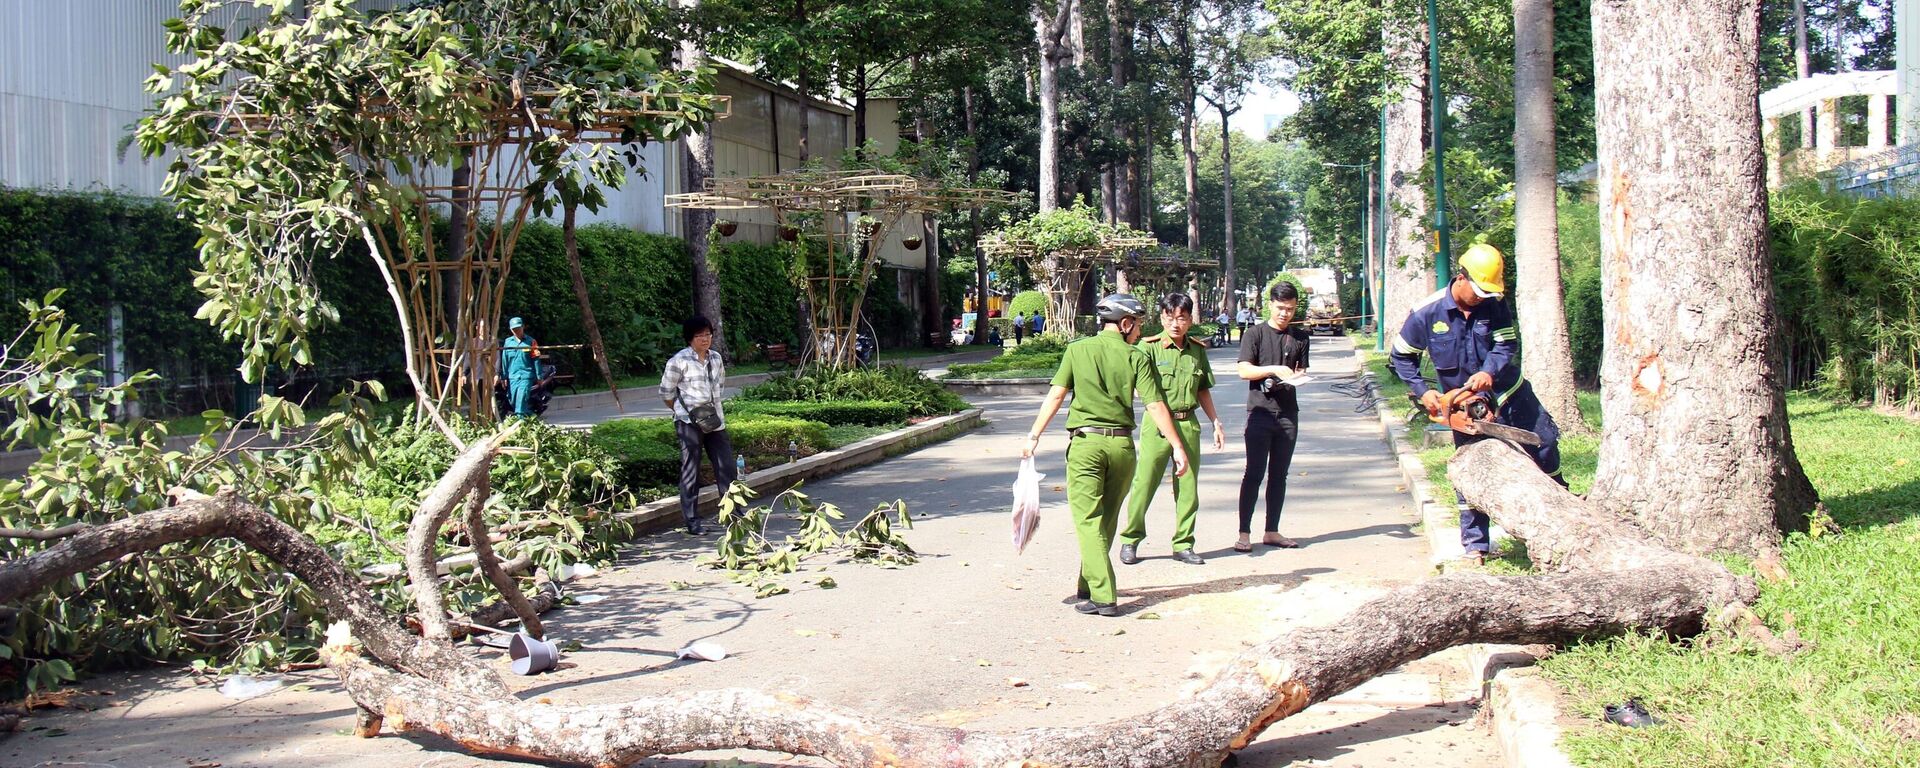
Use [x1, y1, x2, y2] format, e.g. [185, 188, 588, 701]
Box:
[902, 236, 922, 251]
[779, 225, 800, 242]
[715, 219, 738, 237]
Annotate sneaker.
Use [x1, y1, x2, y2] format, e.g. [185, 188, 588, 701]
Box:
[1073, 600, 1118, 617]
[1172, 549, 1205, 565]
[686, 520, 706, 535]
[1118, 543, 1140, 565]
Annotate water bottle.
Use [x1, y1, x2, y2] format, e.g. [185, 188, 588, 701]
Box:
[787, 439, 799, 463]
[735, 455, 746, 475]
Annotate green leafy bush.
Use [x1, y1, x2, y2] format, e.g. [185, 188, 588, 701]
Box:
[740, 365, 968, 417]
[586, 418, 682, 488]
[1559, 198, 1604, 384]
[946, 342, 1065, 378]
[1008, 290, 1047, 318]
[1772, 183, 1920, 411]
[728, 415, 831, 454]
[726, 399, 910, 426]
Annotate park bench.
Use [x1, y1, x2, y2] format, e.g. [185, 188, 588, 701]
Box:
[763, 342, 792, 370]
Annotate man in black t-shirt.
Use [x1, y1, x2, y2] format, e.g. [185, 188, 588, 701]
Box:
[1233, 281, 1311, 552]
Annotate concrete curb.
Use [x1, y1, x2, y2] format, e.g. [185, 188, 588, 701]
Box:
[616, 407, 985, 532]
[1360, 361, 1578, 768]
[940, 377, 1051, 396]
[1357, 369, 1465, 567]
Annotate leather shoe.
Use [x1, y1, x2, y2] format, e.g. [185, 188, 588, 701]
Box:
[686, 520, 706, 535]
[1172, 549, 1205, 565]
[1118, 543, 1140, 565]
[1073, 600, 1118, 616]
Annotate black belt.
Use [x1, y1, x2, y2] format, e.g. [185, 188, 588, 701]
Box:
[1070, 426, 1131, 438]
[1168, 409, 1194, 421]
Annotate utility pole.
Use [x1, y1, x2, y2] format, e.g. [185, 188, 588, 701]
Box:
[1425, 0, 1452, 287]
[1376, 107, 1388, 352]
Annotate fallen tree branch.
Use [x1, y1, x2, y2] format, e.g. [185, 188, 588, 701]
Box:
[462, 471, 544, 638]
[0, 523, 90, 541]
[406, 426, 519, 641]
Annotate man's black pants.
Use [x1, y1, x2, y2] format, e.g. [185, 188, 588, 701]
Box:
[1238, 410, 1300, 534]
[676, 420, 738, 525]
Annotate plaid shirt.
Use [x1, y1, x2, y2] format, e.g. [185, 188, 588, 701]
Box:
[660, 347, 727, 425]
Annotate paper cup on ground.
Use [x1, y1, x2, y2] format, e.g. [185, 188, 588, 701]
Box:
[676, 640, 728, 662]
[509, 632, 560, 675]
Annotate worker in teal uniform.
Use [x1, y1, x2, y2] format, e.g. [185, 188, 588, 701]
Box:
[497, 316, 541, 417]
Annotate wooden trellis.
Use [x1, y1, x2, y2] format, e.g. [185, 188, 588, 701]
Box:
[669, 169, 1017, 369]
[982, 233, 1159, 336]
[335, 91, 731, 420]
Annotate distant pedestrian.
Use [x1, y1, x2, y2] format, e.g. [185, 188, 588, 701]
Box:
[496, 316, 541, 418]
[1215, 309, 1232, 342]
[1234, 282, 1310, 552]
[1032, 313, 1045, 336]
[1014, 312, 1028, 344]
[660, 315, 736, 536]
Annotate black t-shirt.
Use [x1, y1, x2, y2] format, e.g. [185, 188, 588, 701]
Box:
[1237, 321, 1311, 416]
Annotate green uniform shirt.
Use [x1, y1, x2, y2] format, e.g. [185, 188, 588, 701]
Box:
[1135, 333, 1213, 413]
[1051, 329, 1166, 430]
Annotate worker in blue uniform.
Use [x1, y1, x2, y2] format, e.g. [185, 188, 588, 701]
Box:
[1387, 244, 1564, 564]
[497, 316, 540, 418]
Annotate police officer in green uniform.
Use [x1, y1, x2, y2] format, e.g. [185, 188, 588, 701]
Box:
[1118, 293, 1225, 566]
[1022, 295, 1189, 616]
[496, 316, 540, 417]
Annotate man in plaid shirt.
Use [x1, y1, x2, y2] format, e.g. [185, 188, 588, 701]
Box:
[659, 316, 736, 535]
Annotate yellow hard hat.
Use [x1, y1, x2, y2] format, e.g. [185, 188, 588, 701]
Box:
[1458, 243, 1506, 298]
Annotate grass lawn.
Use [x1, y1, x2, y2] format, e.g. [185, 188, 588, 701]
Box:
[1357, 331, 1920, 765]
[1539, 397, 1920, 767]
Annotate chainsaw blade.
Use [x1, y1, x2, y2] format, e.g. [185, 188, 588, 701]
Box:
[1462, 419, 1543, 447]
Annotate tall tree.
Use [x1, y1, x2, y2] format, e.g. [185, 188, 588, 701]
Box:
[1381, 14, 1433, 334]
[1589, 0, 1818, 556]
[680, 0, 727, 356]
[1194, 0, 1270, 313]
[1795, 0, 1813, 148]
[1034, 0, 1077, 212]
[1512, 0, 1583, 434]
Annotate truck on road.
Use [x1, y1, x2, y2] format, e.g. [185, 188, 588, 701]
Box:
[1287, 268, 1344, 335]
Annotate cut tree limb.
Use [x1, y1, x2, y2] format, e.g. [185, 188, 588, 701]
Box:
[462, 470, 543, 638]
[406, 426, 519, 641]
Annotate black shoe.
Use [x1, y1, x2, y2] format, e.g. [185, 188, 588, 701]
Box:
[1118, 543, 1140, 565]
[1074, 600, 1118, 616]
[686, 520, 706, 535]
[1172, 549, 1205, 565]
[1074, 585, 1090, 600]
[1603, 699, 1662, 728]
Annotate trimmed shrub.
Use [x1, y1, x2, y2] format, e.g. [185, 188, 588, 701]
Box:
[725, 399, 910, 426]
[588, 418, 683, 487]
[727, 415, 830, 455]
[741, 364, 968, 417]
[714, 241, 802, 360]
[1008, 289, 1047, 319]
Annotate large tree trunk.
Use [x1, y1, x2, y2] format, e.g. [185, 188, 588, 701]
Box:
[0, 435, 1761, 768]
[563, 204, 623, 409]
[1381, 15, 1433, 335]
[966, 86, 990, 346]
[1108, 0, 1138, 228]
[1511, 0, 1581, 435]
[680, 0, 727, 357]
[1035, 0, 1074, 213]
[1589, 0, 1818, 557]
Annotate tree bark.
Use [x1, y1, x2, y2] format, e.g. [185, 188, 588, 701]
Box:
[966, 86, 989, 347]
[563, 203, 622, 409]
[461, 471, 543, 639]
[1588, 0, 1818, 557]
[1512, 0, 1583, 435]
[1035, 0, 1075, 213]
[1381, 14, 1433, 335]
[1108, 0, 1137, 227]
[1178, 0, 1200, 256]
[680, 0, 727, 357]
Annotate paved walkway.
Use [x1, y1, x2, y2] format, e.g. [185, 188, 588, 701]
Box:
[5, 336, 1497, 768]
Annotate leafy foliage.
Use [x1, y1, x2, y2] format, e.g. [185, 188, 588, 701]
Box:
[135, 0, 719, 382]
[1007, 290, 1048, 319]
[704, 483, 916, 598]
[713, 242, 803, 360]
[740, 365, 968, 417]
[945, 342, 1065, 379]
[724, 399, 911, 426]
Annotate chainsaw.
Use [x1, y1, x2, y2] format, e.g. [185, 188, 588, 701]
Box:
[1414, 389, 1543, 447]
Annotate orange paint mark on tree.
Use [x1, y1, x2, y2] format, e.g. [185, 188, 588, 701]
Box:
[1633, 353, 1665, 406]
[1607, 172, 1636, 354]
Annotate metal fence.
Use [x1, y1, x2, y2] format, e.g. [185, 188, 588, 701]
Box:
[1828, 144, 1920, 198]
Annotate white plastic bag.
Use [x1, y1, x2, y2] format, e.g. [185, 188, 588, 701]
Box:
[1011, 457, 1045, 554]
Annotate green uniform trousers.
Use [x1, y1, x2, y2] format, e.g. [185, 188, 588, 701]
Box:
[1067, 433, 1136, 604]
[1120, 417, 1200, 552]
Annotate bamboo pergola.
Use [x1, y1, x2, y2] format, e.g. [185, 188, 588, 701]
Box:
[669, 169, 1018, 369]
[982, 233, 1160, 335]
[347, 91, 731, 420]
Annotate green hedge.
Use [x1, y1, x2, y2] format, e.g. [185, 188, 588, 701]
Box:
[714, 241, 801, 360]
[1008, 290, 1046, 318]
[588, 412, 835, 487]
[725, 399, 910, 426]
[740, 364, 968, 417]
[501, 223, 691, 379]
[946, 340, 1064, 378]
[1771, 183, 1920, 410]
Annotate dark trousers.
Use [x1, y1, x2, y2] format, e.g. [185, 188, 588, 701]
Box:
[1453, 384, 1564, 552]
[676, 420, 738, 524]
[1239, 410, 1300, 534]
[1015, 326, 1026, 344]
